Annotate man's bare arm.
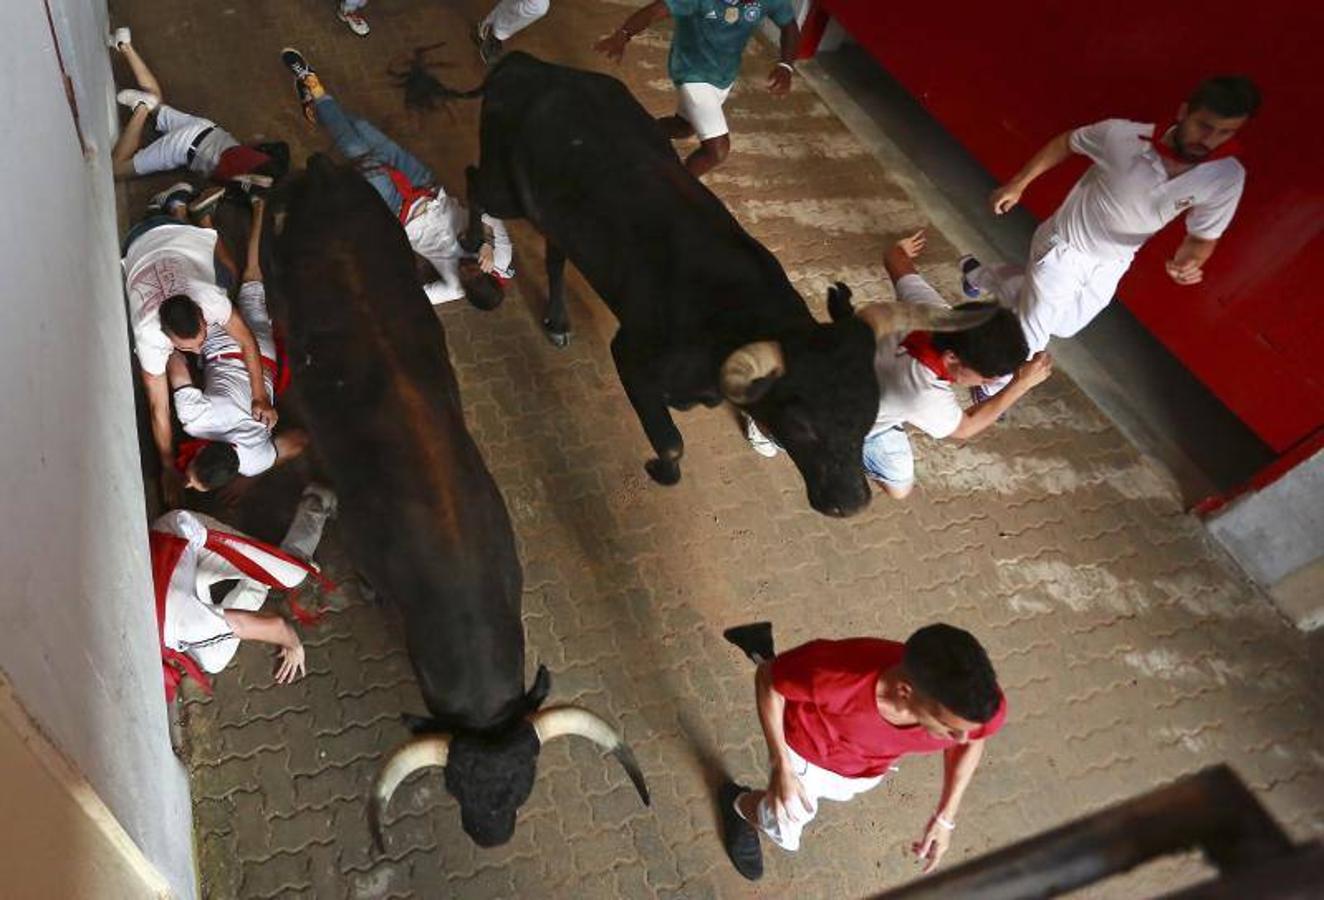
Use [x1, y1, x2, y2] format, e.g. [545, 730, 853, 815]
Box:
[220, 310, 277, 427]
[991, 130, 1076, 215]
[595, 1, 670, 61]
[913, 739, 985, 873]
[143, 368, 183, 506]
[949, 352, 1054, 440]
[223, 610, 305, 683]
[1166, 235, 1218, 285]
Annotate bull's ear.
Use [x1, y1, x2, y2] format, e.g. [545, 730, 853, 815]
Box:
[525, 665, 552, 711]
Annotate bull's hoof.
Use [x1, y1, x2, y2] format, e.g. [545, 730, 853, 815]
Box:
[645, 457, 681, 486]
[542, 319, 571, 348]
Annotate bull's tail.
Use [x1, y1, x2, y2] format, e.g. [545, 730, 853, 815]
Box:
[390, 43, 485, 111]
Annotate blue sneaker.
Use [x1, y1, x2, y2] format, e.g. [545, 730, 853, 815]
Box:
[959, 255, 982, 299]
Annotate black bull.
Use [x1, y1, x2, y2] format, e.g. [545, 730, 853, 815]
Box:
[275, 156, 647, 849]
[412, 51, 989, 518]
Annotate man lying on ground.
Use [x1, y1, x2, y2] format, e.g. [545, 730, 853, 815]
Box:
[280, 48, 513, 309]
[719, 623, 1007, 880]
[167, 197, 309, 493]
[747, 230, 1052, 498]
[123, 184, 276, 507]
[109, 26, 280, 189]
[151, 484, 337, 700]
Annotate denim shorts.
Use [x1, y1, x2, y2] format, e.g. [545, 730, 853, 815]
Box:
[861, 426, 915, 488]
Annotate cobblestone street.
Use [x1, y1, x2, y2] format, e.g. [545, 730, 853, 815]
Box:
[111, 1, 1323, 897]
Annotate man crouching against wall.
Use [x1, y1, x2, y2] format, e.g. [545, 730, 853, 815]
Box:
[719, 624, 1006, 880]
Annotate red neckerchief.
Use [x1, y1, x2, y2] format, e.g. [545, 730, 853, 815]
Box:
[1141, 124, 1242, 164]
[900, 331, 951, 381]
[175, 438, 212, 474]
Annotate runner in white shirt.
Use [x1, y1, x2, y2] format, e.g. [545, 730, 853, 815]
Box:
[108, 29, 277, 190]
[964, 75, 1261, 373]
[123, 199, 275, 507]
[746, 232, 1053, 497]
[166, 199, 309, 492]
[281, 49, 514, 309]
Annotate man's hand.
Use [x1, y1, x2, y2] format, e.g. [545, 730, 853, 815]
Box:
[766, 761, 813, 824]
[478, 241, 496, 273]
[912, 816, 954, 873]
[1011, 351, 1053, 389]
[990, 182, 1024, 216]
[1165, 257, 1205, 286]
[896, 228, 927, 259]
[252, 397, 278, 430]
[160, 466, 184, 509]
[767, 63, 793, 96]
[274, 640, 306, 684]
[594, 29, 631, 62]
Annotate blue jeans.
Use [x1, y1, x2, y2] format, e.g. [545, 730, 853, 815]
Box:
[862, 426, 915, 488]
[314, 95, 434, 216]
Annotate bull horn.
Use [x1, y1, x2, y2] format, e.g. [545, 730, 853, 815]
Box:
[855, 301, 997, 341]
[719, 341, 785, 404]
[530, 706, 650, 806]
[368, 735, 452, 851]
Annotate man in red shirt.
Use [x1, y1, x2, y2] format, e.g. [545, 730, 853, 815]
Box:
[720, 624, 1006, 880]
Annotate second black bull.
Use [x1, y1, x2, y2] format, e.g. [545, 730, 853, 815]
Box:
[407, 51, 991, 518]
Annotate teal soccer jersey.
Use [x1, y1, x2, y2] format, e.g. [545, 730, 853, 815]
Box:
[664, 0, 796, 90]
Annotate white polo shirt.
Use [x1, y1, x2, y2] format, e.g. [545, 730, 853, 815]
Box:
[1051, 118, 1245, 262]
[868, 274, 964, 441]
[124, 223, 233, 376]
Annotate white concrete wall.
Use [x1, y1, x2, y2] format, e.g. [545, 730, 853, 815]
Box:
[0, 2, 195, 896]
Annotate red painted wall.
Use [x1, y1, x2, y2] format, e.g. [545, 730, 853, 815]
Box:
[809, 0, 1324, 453]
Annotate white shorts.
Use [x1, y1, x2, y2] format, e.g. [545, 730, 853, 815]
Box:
[752, 746, 890, 851]
[132, 104, 238, 177]
[676, 82, 733, 141]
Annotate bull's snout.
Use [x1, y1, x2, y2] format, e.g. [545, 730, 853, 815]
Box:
[808, 475, 871, 518]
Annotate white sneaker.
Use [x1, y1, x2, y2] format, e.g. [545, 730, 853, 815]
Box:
[107, 26, 132, 50]
[744, 416, 779, 458]
[148, 181, 195, 212]
[116, 88, 159, 112]
[337, 6, 371, 36]
[423, 280, 460, 306]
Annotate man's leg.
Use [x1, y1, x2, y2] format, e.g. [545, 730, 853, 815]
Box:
[117, 39, 163, 98]
[862, 426, 915, 500]
[346, 116, 435, 191]
[281, 484, 337, 561]
[674, 83, 732, 177]
[112, 104, 155, 178]
[483, 0, 551, 41]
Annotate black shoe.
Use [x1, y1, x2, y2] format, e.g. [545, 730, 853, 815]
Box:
[474, 23, 503, 66]
[719, 781, 763, 881]
[280, 47, 314, 80]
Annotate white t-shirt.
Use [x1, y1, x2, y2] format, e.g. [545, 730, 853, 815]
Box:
[406, 193, 515, 303]
[174, 282, 277, 476]
[124, 223, 233, 376]
[1051, 118, 1245, 262]
[868, 274, 963, 441]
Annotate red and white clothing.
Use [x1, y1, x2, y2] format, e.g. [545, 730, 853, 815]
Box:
[405, 194, 514, 305]
[150, 493, 333, 698]
[124, 223, 233, 376]
[174, 282, 278, 476]
[755, 638, 1007, 850]
[973, 119, 1245, 356]
[869, 274, 964, 442]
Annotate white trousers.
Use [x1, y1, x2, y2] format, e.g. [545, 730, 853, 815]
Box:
[753, 747, 888, 851]
[482, 0, 550, 40]
[970, 222, 1132, 356]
